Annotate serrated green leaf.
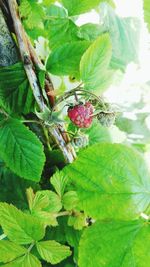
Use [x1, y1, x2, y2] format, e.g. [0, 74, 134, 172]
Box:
[0, 119, 45, 181]
[46, 18, 79, 50]
[144, 0, 150, 31]
[63, 191, 78, 210]
[36, 240, 71, 264]
[0, 241, 27, 263]
[51, 171, 68, 197]
[47, 41, 90, 77]
[100, 4, 140, 71]
[1, 253, 42, 267]
[79, 220, 150, 267]
[68, 213, 87, 230]
[62, 0, 113, 16]
[33, 211, 58, 227]
[19, 0, 45, 30]
[80, 34, 113, 92]
[29, 190, 50, 212]
[0, 202, 45, 244]
[62, 144, 150, 220]
[0, 62, 34, 114]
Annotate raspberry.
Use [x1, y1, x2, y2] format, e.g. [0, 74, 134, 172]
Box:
[68, 102, 94, 128]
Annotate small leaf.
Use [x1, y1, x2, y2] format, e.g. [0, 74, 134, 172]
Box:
[0, 119, 45, 181]
[46, 41, 90, 77]
[79, 220, 150, 267]
[36, 240, 71, 264]
[0, 241, 27, 263]
[33, 211, 58, 227]
[0, 202, 45, 244]
[68, 213, 87, 230]
[80, 34, 113, 92]
[2, 253, 42, 267]
[63, 191, 79, 210]
[50, 171, 68, 197]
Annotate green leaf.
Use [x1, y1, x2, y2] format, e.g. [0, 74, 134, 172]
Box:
[28, 190, 62, 213]
[51, 171, 68, 197]
[68, 213, 87, 230]
[0, 119, 45, 181]
[36, 240, 71, 264]
[1, 253, 42, 267]
[19, 0, 45, 30]
[47, 41, 90, 77]
[62, 144, 150, 220]
[0, 62, 34, 114]
[79, 220, 150, 267]
[77, 23, 103, 41]
[46, 18, 79, 50]
[0, 241, 27, 263]
[100, 4, 140, 71]
[62, 191, 79, 210]
[33, 211, 58, 227]
[62, 0, 113, 16]
[144, 0, 150, 31]
[0, 202, 45, 244]
[0, 164, 40, 210]
[80, 34, 113, 92]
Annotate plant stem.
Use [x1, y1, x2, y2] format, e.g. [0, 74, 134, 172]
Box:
[0, 233, 7, 240]
[28, 243, 35, 253]
[7, 0, 76, 163]
[56, 211, 72, 217]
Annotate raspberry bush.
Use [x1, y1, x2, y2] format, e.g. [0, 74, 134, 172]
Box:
[0, 0, 150, 266]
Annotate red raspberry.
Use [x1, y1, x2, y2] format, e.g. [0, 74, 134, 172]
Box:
[68, 102, 94, 128]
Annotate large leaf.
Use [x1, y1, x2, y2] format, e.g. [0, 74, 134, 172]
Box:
[1, 253, 42, 267]
[0, 241, 27, 263]
[0, 119, 45, 181]
[0, 202, 45, 244]
[62, 143, 150, 220]
[80, 34, 113, 92]
[46, 18, 79, 50]
[47, 41, 90, 77]
[144, 0, 150, 31]
[0, 62, 34, 114]
[100, 4, 140, 70]
[36, 240, 71, 264]
[61, 0, 114, 16]
[79, 220, 150, 267]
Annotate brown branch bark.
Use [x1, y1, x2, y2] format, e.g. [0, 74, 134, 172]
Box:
[1, 0, 76, 163]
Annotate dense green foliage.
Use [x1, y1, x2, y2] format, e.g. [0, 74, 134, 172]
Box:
[0, 0, 150, 266]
